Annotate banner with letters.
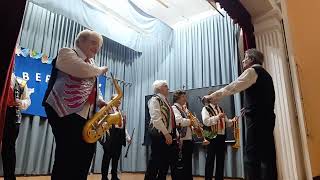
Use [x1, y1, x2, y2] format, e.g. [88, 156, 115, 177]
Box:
[14, 52, 107, 117]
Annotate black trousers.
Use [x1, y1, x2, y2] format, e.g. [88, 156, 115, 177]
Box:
[1, 107, 20, 180]
[101, 129, 123, 180]
[180, 140, 194, 180]
[45, 105, 96, 180]
[244, 114, 278, 180]
[144, 134, 178, 180]
[205, 135, 226, 180]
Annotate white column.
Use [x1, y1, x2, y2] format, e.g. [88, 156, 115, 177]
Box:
[253, 9, 306, 180]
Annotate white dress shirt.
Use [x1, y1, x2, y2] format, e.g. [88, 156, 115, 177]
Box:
[201, 104, 233, 135]
[55, 47, 105, 119]
[11, 73, 31, 110]
[148, 93, 173, 135]
[210, 64, 260, 101]
[172, 103, 192, 140]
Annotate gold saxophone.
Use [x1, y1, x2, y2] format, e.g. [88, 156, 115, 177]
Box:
[82, 74, 123, 143]
[187, 111, 210, 145]
[232, 116, 240, 149]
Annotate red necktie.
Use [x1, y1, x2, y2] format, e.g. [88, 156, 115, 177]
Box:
[7, 86, 15, 106]
[220, 119, 224, 130]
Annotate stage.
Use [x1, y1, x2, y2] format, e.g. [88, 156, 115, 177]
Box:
[0, 173, 240, 180]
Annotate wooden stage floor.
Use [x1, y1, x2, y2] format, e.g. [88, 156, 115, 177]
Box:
[0, 173, 239, 180]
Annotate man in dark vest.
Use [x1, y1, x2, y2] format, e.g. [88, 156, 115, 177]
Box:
[2, 73, 31, 180]
[203, 48, 277, 180]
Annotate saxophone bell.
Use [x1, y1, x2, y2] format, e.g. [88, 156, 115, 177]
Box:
[82, 73, 123, 143]
[187, 111, 210, 145]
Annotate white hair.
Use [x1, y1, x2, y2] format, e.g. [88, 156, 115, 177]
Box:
[75, 29, 103, 47]
[152, 80, 168, 93]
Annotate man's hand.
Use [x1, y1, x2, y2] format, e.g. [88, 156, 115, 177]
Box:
[231, 116, 239, 122]
[13, 99, 22, 108]
[217, 113, 225, 120]
[201, 95, 211, 105]
[164, 133, 173, 145]
[98, 101, 107, 109]
[127, 137, 132, 144]
[100, 66, 108, 75]
[202, 94, 221, 104]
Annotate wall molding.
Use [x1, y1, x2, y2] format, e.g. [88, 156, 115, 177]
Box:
[253, 6, 310, 179]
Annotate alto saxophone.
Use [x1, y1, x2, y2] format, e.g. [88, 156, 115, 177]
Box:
[82, 73, 123, 143]
[187, 111, 210, 145]
[232, 116, 240, 149]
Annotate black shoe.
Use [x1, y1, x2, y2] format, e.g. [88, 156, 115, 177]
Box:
[101, 176, 109, 180]
[111, 176, 120, 180]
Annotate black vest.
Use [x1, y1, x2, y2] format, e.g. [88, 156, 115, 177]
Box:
[244, 66, 275, 115]
[148, 95, 176, 139]
[42, 49, 78, 107]
[202, 104, 223, 139]
[42, 56, 58, 107]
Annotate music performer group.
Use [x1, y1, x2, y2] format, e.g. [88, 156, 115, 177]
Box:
[1, 29, 277, 180]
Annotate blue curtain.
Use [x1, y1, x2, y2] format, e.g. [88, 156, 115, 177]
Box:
[1, 2, 138, 176]
[28, 0, 173, 52]
[2, 2, 243, 178]
[120, 13, 243, 177]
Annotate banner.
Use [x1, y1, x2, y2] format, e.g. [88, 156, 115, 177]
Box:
[14, 55, 106, 117]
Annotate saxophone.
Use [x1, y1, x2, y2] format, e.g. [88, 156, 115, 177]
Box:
[232, 116, 240, 149]
[82, 73, 123, 143]
[187, 111, 210, 145]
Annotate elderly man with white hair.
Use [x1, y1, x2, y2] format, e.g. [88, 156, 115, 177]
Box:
[42, 29, 108, 180]
[144, 80, 179, 180]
